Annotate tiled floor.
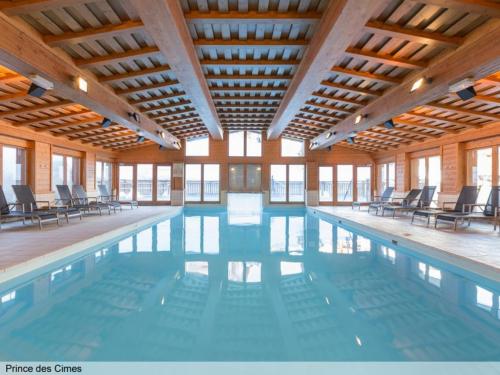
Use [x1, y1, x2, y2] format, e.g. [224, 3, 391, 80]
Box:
[313, 206, 500, 278]
[0, 206, 181, 273]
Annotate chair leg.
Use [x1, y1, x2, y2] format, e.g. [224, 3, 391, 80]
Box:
[392, 209, 396, 219]
[38, 218, 42, 230]
[65, 213, 70, 224]
[454, 219, 458, 231]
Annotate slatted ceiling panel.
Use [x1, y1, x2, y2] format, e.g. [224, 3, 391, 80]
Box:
[285, 1, 494, 142]
[5, 1, 208, 144]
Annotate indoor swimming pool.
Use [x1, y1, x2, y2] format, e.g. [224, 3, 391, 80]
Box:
[0, 207, 499, 361]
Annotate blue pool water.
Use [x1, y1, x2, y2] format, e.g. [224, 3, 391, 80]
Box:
[0, 207, 499, 361]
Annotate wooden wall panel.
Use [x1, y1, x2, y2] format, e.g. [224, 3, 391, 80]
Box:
[441, 143, 465, 194]
[85, 152, 96, 192]
[31, 141, 51, 194]
[395, 152, 410, 192]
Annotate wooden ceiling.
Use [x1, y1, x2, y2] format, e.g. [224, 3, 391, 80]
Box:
[0, 0, 498, 152]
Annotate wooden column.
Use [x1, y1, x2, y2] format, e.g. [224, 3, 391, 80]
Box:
[395, 152, 410, 192]
[306, 161, 319, 206]
[84, 151, 96, 193]
[442, 143, 466, 194]
[30, 141, 52, 199]
[171, 162, 184, 206]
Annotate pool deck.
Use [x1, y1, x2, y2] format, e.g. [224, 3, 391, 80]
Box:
[312, 206, 500, 280]
[0, 206, 181, 279]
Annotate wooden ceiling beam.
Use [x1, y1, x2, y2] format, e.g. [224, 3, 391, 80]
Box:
[0, 100, 73, 118]
[299, 108, 343, 121]
[69, 127, 127, 140]
[424, 102, 500, 121]
[345, 47, 428, 69]
[98, 65, 171, 84]
[365, 128, 417, 142]
[294, 114, 337, 126]
[312, 20, 500, 149]
[43, 20, 145, 47]
[416, 0, 500, 18]
[129, 91, 186, 106]
[373, 125, 440, 139]
[331, 66, 402, 84]
[311, 92, 366, 107]
[304, 100, 354, 115]
[206, 74, 292, 81]
[139, 100, 191, 114]
[74, 47, 161, 68]
[158, 115, 201, 125]
[394, 117, 459, 133]
[148, 108, 197, 120]
[405, 112, 485, 128]
[161, 118, 203, 128]
[289, 120, 329, 131]
[215, 103, 279, 108]
[0, 91, 31, 103]
[320, 80, 382, 97]
[0, 0, 89, 15]
[90, 135, 136, 146]
[200, 59, 299, 66]
[210, 87, 287, 92]
[364, 20, 464, 48]
[184, 11, 322, 25]
[114, 80, 180, 96]
[0, 12, 177, 148]
[212, 95, 282, 101]
[35, 116, 103, 132]
[133, 0, 223, 139]
[194, 38, 308, 47]
[12, 109, 93, 126]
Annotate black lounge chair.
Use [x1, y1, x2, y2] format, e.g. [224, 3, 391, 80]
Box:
[382, 186, 436, 217]
[366, 187, 394, 214]
[0, 185, 36, 229]
[57, 185, 110, 216]
[380, 188, 423, 218]
[435, 186, 500, 231]
[72, 185, 115, 214]
[98, 184, 138, 210]
[9, 185, 62, 229]
[412, 186, 480, 226]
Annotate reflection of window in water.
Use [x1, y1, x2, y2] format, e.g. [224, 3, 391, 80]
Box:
[203, 217, 219, 254]
[137, 228, 153, 252]
[270, 217, 286, 253]
[319, 219, 333, 253]
[185, 261, 209, 276]
[356, 235, 371, 252]
[184, 216, 219, 254]
[227, 262, 261, 283]
[270, 216, 304, 254]
[476, 286, 493, 311]
[288, 216, 304, 255]
[417, 262, 442, 287]
[337, 228, 353, 254]
[1, 291, 16, 304]
[94, 248, 109, 262]
[185, 216, 201, 253]
[157, 220, 171, 252]
[280, 261, 304, 276]
[380, 246, 396, 264]
[119, 236, 133, 253]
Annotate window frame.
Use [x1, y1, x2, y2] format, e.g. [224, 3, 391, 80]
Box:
[228, 130, 262, 157]
[185, 136, 210, 157]
[52, 153, 81, 193]
[319, 164, 372, 205]
[281, 137, 305, 157]
[118, 163, 173, 204]
[1, 145, 27, 203]
[269, 164, 305, 203]
[184, 163, 221, 203]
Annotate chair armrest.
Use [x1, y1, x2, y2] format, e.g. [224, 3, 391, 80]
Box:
[35, 200, 51, 209]
[442, 201, 456, 210]
[463, 203, 485, 213]
[87, 196, 98, 202]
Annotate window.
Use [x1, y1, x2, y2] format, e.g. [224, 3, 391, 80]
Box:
[378, 162, 395, 193]
[337, 165, 353, 202]
[411, 156, 441, 192]
[337, 228, 353, 254]
[319, 166, 333, 202]
[185, 164, 202, 202]
[416, 262, 441, 287]
[2, 146, 26, 203]
[96, 161, 113, 195]
[357, 166, 371, 202]
[119, 165, 134, 200]
[185, 164, 220, 202]
[157, 166, 171, 201]
[203, 164, 220, 202]
[228, 130, 262, 157]
[136, 164, 153, 201]
[380, 246, 396, 264]
[476, 286, 493, 311]
[186, 136, 209, 156]
[156, 220, 171, 252]
[468, 147, 493, 204]
[228, 262, 261, 283]
[270, 164, 305, 203]
[52, 154, 80, 193]
[319, 219, 333, 253]
[281, 138, 304, 157]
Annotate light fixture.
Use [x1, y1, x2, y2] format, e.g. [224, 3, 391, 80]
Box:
[410, 77, 432, 92]
[157, 130, 165, 139]
[347, 136, 355, 144]
[354, 114, 367, 125]
[27, 74, 53, 97]
[128, 112, 140, 122]
[101, 118, 112, 128]
[136, 135, 145, 143]
[28, 83, 47, 97]
[76, 76, 88, 93]
[384, 119, 395, 129]
[325, 131, 334, 139]
[456, 86, 476, 100]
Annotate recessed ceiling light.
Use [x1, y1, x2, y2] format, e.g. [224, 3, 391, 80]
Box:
[136, 135, 145, 143]
[76, 76, 88, 93]
[384, 119, 395, 129]
[410, 77, 432, 92]
[101, 118, 112, 128]
[325, 131, 332, 139]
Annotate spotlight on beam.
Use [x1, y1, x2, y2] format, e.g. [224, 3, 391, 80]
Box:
[384, 119, 395, 129]
[128, 112, 140, 123]
[410, 77, 432, 93]
[355, 114, 367, 125]
[456, 86, 476, 100]
[449, 78, 476, 100]
[101, 118, 112, 128]
[27, 74, 53, 98]
[136, 135, 145, 143]
[347, 137, 355, 144]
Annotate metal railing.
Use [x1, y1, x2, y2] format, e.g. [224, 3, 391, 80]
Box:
[270, 181, 304, 201]
[185, 180, 219, 201]
[319, 180, 371, 202]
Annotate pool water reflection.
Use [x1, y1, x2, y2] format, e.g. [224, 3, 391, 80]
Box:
[0, 208, 499, 361]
